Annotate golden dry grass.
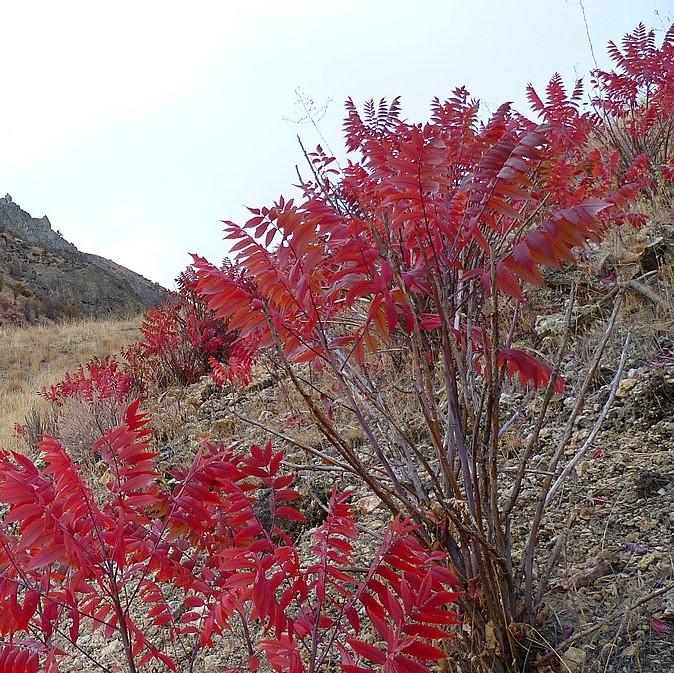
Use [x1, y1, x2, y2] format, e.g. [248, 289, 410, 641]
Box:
[0, 316, 141, 451]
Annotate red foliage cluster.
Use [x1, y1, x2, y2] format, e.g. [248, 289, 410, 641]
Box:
[209, 332, 260, 387]
[40, 356, 133, 407]
[12, 423, 27, 439]
[125, 268, 235, 387]
[193, 87, 637, 394]
[0, 296, 24, 326]
[592, 22, 674, 185]
[0, 401, 459, 673]
[194, 24, 674, 395]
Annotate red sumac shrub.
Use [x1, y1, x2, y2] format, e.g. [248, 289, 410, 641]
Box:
[35, 356, 134, 458]
[0, 401, 460, 673]
[592, 22, 674, 187]
[188, 24, 661, 673]
[40, 356, 132, 407]
[125, 268, 235, 388]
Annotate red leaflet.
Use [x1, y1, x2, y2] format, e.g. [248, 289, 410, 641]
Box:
[274, 505, 306, 522]
[394, 654, 434, 673]
[415, 609, 462, 625]
[498, 348, 565, 394]
[400, 641, 447, 661]
[651, 617, 674, 636]
[342, 666, 373, 673]
[0, 645, 39, 673]
[26, 546, 64, 571]
[348, 639, 387, 665]
[403, 624, 453, 639]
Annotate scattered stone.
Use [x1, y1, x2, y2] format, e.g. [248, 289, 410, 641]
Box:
[566, 553, 618, 589]
[560, 646, 586, 672]
[634, 470, 669, 499]
[622, 642, 640, 658]
[204, 654, 220, 673]
[98, 642, 118, 661]
[636, 551, 659, 571]
[535, 313, 566, 339]
[212, 417, 235, 436]
[661, 590, 674, 620]
[640, 235, 670, 272]
[356, 494, 381, 514]
[617, 377, 638, 398]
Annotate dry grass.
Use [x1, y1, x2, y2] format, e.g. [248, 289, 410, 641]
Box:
[0, 316, 141, 451]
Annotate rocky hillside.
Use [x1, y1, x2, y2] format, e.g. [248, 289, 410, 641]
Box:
[0, 194, 166, 323]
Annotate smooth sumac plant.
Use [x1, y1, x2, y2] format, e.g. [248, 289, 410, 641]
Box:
[40, 356, 133, 408]
[124, 268, 235, 388]
[33, 356, 134, 458]
[191, 28, 654, 673]
[0, 400, 459, 673]
[592, 22, 674, 192]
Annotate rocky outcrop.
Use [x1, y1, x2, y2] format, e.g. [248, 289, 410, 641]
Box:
[0, 194, 77, 253]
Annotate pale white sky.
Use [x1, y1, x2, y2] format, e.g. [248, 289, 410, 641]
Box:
[0, 0, 671, 287]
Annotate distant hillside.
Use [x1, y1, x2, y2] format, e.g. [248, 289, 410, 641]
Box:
[0, 194, 166, 324]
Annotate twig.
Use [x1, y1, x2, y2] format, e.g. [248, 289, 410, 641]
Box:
[534, 510, 577, 609]
[228, 409, 355, 473]
[281, 461, 347, 473]
[501, 287, 576, 521]
[520, 295, 623, 616]
[578, 0, 599, 69]
[499, 467, 556, 477]
[545, 332, 631, 505]
[624, 279, 668, 308]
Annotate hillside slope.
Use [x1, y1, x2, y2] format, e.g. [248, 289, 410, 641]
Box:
[0, 194, 166, 323]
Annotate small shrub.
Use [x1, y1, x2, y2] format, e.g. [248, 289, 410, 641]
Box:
[14, 409, 57, 454]
[39, 356, 133, 459]
[40, 356, 133, 408]
[124, 268, 235, 388]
